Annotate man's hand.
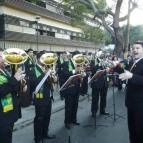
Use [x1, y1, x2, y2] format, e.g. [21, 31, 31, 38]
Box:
[119, 70, 133, 81]
[53, 76, 57, 83]
[22, 85, 27, 92]
[14, 69, 25, 81]
[105, 67, 110, 72]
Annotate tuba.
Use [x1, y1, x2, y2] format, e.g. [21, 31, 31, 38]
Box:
[2, 48, 28, 90]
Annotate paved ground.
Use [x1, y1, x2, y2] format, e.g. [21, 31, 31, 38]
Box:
[14, 85, 88, 131]
[13, 86, 129, 143]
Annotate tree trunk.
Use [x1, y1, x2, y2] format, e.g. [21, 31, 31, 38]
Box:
[113, 27, 124, 57]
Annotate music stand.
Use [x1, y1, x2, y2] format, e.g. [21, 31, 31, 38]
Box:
[85, 70, 106, 103]
[58, 74, 82, 92]
[83, 70, 108, 130]
[59, 74, 82, 143]
[85, 93, 92, 101]
[105, 72, 126, 125]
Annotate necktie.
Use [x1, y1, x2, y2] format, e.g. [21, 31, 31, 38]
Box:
[130, 62, 136, 72]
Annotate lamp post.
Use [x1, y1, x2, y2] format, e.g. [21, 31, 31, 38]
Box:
[34, 15, 41, 52]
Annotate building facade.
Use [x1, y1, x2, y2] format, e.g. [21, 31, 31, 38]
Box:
[0, 0, 103, 52]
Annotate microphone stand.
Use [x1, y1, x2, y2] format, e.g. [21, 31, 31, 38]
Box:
[105, 73, 126, 125]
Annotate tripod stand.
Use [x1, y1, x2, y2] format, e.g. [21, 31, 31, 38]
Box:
[85, 93, 92, 101]
[83, 115, 108, 133]
[105, 73, 126, 124]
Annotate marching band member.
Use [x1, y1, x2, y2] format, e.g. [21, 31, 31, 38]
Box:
[90, 50, 110, 117]
[60, 50, 87, 129]
[0, 47, 27, 143]
[24, 48, 36, 105]
[114, 41, 143, 143]
[25, 48, 35, 76]
[56, 52, 67, 100]
[29, 52, 56, 143]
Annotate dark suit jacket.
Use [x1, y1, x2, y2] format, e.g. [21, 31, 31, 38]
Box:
[56, 57, 65, 86]
[114, 58, 143, 110]
[25, 57, 35, 77]
[60, 59, 80, 95]
[90, 59, 109, 89]
[0, 71, 20, 127]
[29, 65, 51, 106]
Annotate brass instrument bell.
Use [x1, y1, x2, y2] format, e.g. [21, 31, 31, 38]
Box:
[2, 48, 28, 88]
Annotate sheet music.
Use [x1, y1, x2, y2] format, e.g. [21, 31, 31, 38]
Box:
[58, 74, 82, 91]
[34, 69, 51, 94]
[88, 70, 105, 84]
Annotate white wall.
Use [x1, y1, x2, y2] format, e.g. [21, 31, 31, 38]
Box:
[0, 6, 82, 33]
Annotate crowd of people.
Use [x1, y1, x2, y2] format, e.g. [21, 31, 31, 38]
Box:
[0, 41, 143, 143]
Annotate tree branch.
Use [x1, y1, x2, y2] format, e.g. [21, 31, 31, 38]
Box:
[113, 0, 123, 27]
[119, 3, 138, 22]
[97, 10, 115, 17]
[69, 0, 91, 7]
[88, 0, 98, 13]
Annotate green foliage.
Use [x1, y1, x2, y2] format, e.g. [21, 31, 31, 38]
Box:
[77, 27, 111, 44]
[71, 4, 87, 26]
[121, 25, 143, 45]
[63, 3, 87, 27]
[97, 0, 107, 10]
[31, 0, 40, 3]
[64, 0, 70, 2]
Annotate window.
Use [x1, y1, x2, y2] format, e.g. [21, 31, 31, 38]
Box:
[67, 31, 71, 35]
[32, 24, 40, 29]
[32, 24, 36, 28]
[52, 28, 57, 32]
[43, 26, 47, 30]
[73, 33, 76, 36]
[47, 31, 55, 37]
[59, 30, 63, 34]
[63, 11, 71, 17]
[20, 21, 29, 27]
[70, 36, 76, 40]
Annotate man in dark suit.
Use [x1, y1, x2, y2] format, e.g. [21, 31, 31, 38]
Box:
[114, 41, 143, 143]
[0, 48, 27, 143]
[60, 50, 87, 129]
[56, 52, 67, 100]
[29, 52, 56, 143]
[25, 48, 35, 76]
[24, 48, 36, 104]
[90, 51, 110, 117]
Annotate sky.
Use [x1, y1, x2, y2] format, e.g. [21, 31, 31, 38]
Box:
[107, 0, 143, 26]
[130, 8, 143, 25]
